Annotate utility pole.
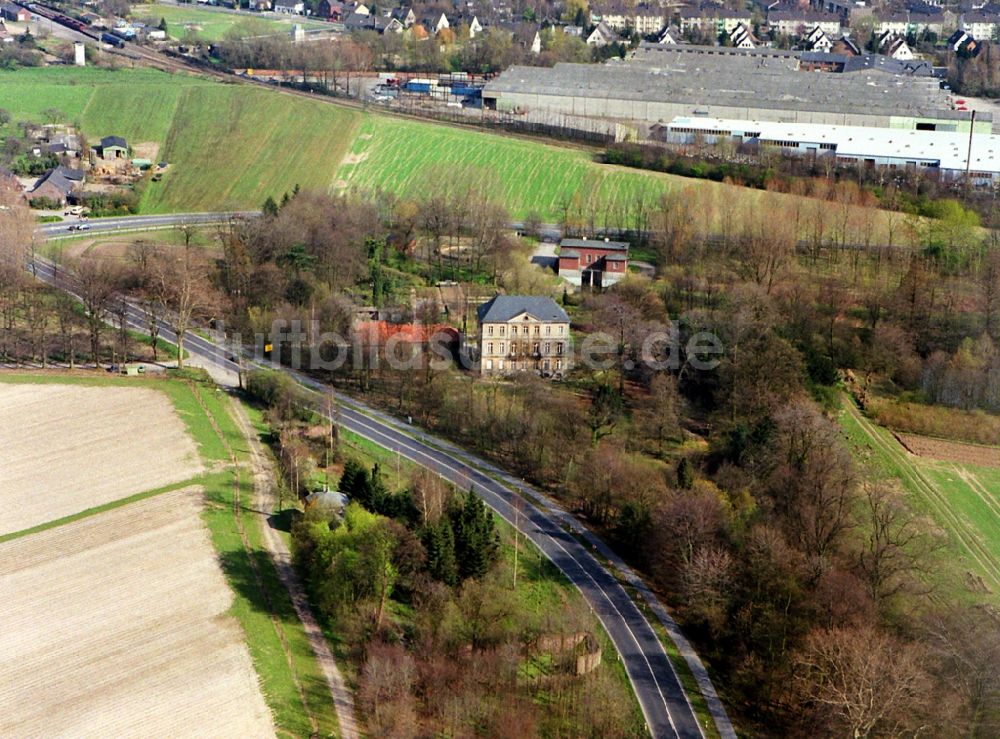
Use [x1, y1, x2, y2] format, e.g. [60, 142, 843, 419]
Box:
[964, 109, 977, 202]
[512, 495, 520, 590]
[233, 330, 244, 390]
[325, 393, 336, 491]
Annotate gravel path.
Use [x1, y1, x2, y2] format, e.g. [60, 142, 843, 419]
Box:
[228, 396, 360, 739]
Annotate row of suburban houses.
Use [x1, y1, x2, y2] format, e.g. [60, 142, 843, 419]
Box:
[675, 5, 964, 40]
[610, 2, 1000, 46]
[273, 0, 1000, 51]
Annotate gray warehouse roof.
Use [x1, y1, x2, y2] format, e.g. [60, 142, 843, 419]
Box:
[633, 42, 800, 61]
[560, 237, 629, 251]
[483, 53, 969, 121]
[478, 295, 570, 323]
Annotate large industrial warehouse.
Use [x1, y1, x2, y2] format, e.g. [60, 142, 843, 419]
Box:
[665, 116, 1000, 181]
[482, 48, 988, 133]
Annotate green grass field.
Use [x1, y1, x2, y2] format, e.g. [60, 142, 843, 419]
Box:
[132, 3, 329, 42]
[0, 372, 341, 737]
[82, 80, 186, 145]
[839, 395, 1000, 608]
[0, 67, 751, 220]
[143, 84, 360, 211]
[0, 67, 195, 124]
[336, 115, 685, 220]
[44, 225, 220, 260]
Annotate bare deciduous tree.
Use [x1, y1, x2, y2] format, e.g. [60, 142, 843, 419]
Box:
[54, 292, 78, 368]
[0, 176, 33, 293]
[794, 625, 935, 738]
[155, 240, 217, 369]
[73, 258, 123, 365]
[636, 373, 680, 456]
[735, 197, 795, 294]
[923, 608, 1000, 736]
[769, 404, 857, 569]
[854, 479, 937, 606]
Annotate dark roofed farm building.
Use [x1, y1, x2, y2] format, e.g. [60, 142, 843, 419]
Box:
[1, 4, 30, 22]
[29, 166, 84, 207]
[98, 136, 128, 160]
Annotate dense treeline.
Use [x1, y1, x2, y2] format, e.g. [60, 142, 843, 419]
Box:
[223, 188, 1000, 735]
[0, 31, 43, 69]
[0, 181, 213, 368]
[606, 140, 1000, 225]
[295, 459, 501, 602]
[284, 433, 641, 736]
[211, 22, 597, 77]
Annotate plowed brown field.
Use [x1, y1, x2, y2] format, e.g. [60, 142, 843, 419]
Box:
[0, 384, 203, 536]
[0, 487, 275, 738]
[896, 432, 1000, 468]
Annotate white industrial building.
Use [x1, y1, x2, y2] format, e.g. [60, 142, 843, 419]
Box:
[665, 116, 1000, 182]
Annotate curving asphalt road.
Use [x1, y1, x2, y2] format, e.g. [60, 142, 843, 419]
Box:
[31, 219, 736, 739]
[42, 210, 904, 260]
[38, 212, 257, 239]
[40, 212, 558, 241]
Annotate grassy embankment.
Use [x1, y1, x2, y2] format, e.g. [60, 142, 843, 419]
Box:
[838, 394, 1000, 611]
[3, 66, 915, 232]
[0, 67, 361, 213]
[0, 371, 342, 738]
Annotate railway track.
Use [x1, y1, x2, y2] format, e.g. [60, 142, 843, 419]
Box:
[21, 1, 98, 39]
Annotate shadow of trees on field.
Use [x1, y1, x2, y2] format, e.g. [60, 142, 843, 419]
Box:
[218, 548, 300, 626]
[268, 508, 299, 533]
[216, 547, 344, 731]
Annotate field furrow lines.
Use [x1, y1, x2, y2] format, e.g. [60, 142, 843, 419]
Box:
[0, 383, 203, 536]
[0, 487, 275, 739]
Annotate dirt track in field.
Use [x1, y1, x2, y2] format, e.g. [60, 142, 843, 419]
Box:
[896, 432, 1000, 469]
[230, 397, 359, 738]
[0, 487, 275, 738]
[0, 383, 203, 536]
